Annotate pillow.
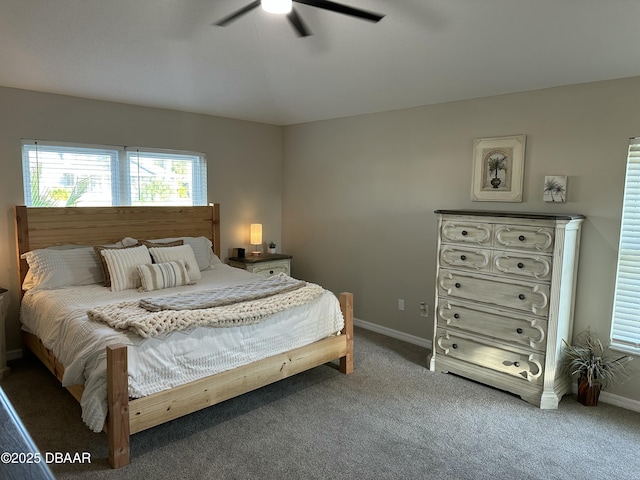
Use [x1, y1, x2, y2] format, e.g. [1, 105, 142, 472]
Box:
[125, 236, 213, 271]
[99, 245, 152, 292]
[21, 247, 104, 290]
[136, 261, 194, 292]
[137, 239, 184, 248]
[121, 237, 139, 247]
[210, 253, 223, 266]
[148, 244, 201, 281]
[94, 244, 148, 287]
[49, 241, 126, 250]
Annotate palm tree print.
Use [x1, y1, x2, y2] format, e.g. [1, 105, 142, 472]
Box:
[487, 153, 506, 188]
[544, 177, 566, 202]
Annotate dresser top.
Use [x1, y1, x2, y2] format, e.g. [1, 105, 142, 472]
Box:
[434, 210, 585, 220]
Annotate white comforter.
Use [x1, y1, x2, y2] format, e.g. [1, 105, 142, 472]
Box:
[20, 264, 344, 432]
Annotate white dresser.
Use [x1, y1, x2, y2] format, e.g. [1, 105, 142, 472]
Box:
[429, 210, 584, 408]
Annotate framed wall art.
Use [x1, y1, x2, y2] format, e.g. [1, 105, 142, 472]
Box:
[471, 135, 526, 202]
[543, 175, 567, 202]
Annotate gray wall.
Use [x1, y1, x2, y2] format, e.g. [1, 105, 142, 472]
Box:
[2, 76, 639, 405]
[0, 86, 283, 352]
[282, 76, 640, 402]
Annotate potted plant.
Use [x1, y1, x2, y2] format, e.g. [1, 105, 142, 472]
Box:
[267, 241, 276, 254]
[562, 330, 633, 406]
[487, 154, 506, 189]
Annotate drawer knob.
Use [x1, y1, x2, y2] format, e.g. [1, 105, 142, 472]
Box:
[517, 262, 524, 269]
[519, 235, 526, 242]
[514, 361, 520, 368]
[460, 255, 467, 261]
[518, 294, 525, 300]
[461, 230, 468, 236]
[516, 328, 524, 334]
[453, 313, 460, 319]
[454, 283, 461, 289]
[452, 343, 458, 349]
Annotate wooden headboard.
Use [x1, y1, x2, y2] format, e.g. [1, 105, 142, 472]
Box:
[15, 204, 221, 291]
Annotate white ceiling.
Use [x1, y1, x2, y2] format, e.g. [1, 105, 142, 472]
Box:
[1, 0, 639, 125]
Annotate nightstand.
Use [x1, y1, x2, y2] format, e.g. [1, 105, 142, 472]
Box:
[0, 288, 9, 379]
[228, 254, 292, 277]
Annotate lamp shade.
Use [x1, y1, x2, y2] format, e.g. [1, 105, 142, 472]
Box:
[250, 224, 263, 245]
[261, 0, 292, 14]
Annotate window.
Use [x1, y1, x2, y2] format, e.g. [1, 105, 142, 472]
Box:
[610, 137, 640, 354]
[21, 140, 207, 207]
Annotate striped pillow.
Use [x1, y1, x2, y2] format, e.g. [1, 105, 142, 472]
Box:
[94, 243, 147, 288]
[136, 260, 194, 292]
[148, 244, 202, 281]
[99, 245, 152, 292]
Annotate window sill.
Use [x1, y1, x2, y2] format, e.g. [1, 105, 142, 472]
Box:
[609, 342, 639, 357]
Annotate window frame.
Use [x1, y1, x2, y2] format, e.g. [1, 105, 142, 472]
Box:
[610, 137, 640, 355]
[21, 139, 207, 207]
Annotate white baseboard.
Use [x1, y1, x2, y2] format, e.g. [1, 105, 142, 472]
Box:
[570, 384, 640, 413]
[354, 317, 432, 349]
[6, 349, 22, 361]
[599, 391, 640, 412]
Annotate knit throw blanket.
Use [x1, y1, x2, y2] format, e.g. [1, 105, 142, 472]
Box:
[87, 275, 324, 338]
[140, 274, 306, 312]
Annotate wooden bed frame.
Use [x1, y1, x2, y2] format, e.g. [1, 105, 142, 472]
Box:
[14, 204, 354, 468]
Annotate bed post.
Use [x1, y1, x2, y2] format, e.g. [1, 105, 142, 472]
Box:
[107, 344, 130, 468]
[338, 292, 354, 374]
[14, 205, 30, 299]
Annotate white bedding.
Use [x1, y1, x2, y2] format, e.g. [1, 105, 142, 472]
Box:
[20, 264, 344, 432]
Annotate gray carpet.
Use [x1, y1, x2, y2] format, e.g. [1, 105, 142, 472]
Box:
[1, 327, 639, 480]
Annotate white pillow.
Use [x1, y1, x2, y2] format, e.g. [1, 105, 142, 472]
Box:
[210, 253, 223, 266]
[148, 244, 201, 280]
[136, 261, 194, 292]
[125, 236, 214, 271]
[21, 247, 104, 290]
[100, 245, 152, 292]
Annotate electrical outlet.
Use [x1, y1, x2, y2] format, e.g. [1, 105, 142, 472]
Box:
[420, 302, 429, 317]
[398, 299, 405, 311]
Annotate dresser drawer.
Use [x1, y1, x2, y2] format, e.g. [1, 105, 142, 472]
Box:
[441, 220, 492, 246]
[492, 251, 552, 282]
[434, 329, 544, 385]
[494, 225, 554, 253]
[438, 269, 550, 316]
[250, 261, 290, 276]
[440, 246, 491, 272]
[437, 299, 547, 351]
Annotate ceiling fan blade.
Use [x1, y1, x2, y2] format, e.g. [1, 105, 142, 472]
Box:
[287, 7, 312, 37]
[293, 0, 384, 22]
[213, 0, 261, 26]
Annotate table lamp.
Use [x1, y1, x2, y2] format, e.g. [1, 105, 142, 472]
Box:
[250, 223, 263, 256]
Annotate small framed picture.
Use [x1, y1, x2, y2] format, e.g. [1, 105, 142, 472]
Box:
[471, 135, 526, 202]
[543, 175, 567, 203]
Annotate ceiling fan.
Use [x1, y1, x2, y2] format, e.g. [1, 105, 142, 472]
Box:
[213, 0, 385, 37]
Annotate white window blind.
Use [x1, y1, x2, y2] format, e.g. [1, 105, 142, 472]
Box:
[21, 140, 207, 207]
[610, 137, 640, 354]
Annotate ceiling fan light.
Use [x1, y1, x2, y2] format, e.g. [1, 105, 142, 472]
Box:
[262, 0, 292, 15]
